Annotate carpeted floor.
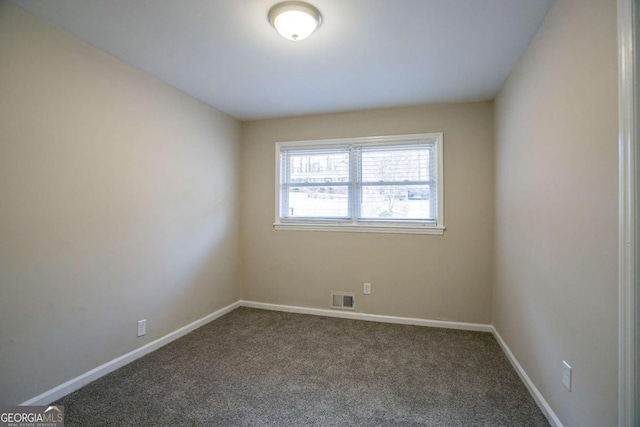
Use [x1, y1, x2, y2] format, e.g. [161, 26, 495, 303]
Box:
[56, 307, 549, 426]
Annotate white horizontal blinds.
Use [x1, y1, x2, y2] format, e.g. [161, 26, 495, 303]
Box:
[357, 143, 435, 221]
[280, 147, 351, 219]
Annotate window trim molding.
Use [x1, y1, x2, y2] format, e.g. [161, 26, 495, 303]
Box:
[274, 133, 445, 235]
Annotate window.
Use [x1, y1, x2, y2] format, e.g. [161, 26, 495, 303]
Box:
[275, 133, 444, 234]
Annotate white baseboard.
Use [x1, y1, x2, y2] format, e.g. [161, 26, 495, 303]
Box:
[20, 298, 561, 427]
[20, 300, 241, 406]
[239, 300, 493, 332]
[491, 326, 564, 427]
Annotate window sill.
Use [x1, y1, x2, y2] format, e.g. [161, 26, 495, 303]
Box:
[273, 222, 445, 235]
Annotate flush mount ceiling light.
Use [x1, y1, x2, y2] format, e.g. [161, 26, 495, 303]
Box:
[268, 1, 322, 41]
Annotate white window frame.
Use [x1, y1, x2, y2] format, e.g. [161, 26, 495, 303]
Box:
[274, 133, 445, 235]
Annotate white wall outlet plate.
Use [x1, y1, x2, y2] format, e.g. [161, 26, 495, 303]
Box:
[137, 319, 146, 337]
[562, 360, 572, 391]
[363, 282, 371, 295]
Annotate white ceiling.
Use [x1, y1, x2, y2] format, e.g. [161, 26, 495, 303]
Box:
[13, 0, 554, 121]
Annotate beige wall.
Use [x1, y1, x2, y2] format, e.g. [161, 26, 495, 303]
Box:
[493, 0, 618, 425]
[0, 1, 240, 404]
[240, 103, 494, 324]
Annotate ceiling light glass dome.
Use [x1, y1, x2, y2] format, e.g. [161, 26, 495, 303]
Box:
[268, 1, 322, 41]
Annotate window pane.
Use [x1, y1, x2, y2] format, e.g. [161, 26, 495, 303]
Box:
[286, 151, 350, 184]
[361, 147, 430, 183]
[283, 186, 349, 218]
[360, 185, 432, 220]
[276, 134, 443, 231]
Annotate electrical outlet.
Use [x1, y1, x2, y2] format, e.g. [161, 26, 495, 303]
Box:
[363, 282, 371, 295]
[137, 319, 146, 337]
[562, 361, 572, 391]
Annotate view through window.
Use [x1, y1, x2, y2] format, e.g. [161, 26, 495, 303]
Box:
[276, 133, 444, 234]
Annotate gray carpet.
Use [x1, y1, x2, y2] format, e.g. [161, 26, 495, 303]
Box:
[56, 307, 549, 426]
